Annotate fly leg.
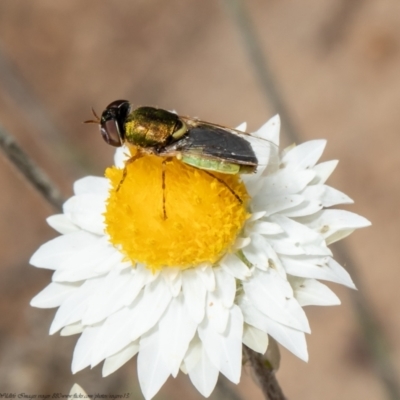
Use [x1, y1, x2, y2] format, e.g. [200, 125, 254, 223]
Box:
[116, 152, 143, 192]
[202, 170, 243, 204]
[161, 158, 173, 220]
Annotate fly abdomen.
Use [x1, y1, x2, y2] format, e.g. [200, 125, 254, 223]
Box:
[181, 155, 242, 174]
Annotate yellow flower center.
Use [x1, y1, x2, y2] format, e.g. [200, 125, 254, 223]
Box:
[104, 154, 249, 270]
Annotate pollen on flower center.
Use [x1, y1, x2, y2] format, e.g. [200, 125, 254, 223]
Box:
[104, 155, 249, 270]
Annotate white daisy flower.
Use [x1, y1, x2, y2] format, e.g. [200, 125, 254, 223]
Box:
[30, 115, 370, 400]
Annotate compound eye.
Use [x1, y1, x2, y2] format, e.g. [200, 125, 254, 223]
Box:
[106, 99, 129, 109]
[100, 119, 122, 147]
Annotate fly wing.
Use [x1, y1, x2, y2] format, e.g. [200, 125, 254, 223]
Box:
[160, 122, 278, 169]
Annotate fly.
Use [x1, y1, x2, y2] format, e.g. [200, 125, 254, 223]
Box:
[85, 100, 277, 219]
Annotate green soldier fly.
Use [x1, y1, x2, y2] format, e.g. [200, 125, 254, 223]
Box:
[85, 100, 278, 218]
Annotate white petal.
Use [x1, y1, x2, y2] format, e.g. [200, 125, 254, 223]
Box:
[288, 186, 353, 215]
[326, 229, 355, 244]
[52, 238, 122, 282]
[243, 268, 310, 333]
[73, 176, 110, 195]
[52, 255, 118, 282]
[256, 168, 316, 197]
[102, 341, 139, 377]
[281, 140, 326, 171]
[204, 269, 236, 334]
[114, 146, 130, 168]
[46, 214, 79, 234]
[120, 265, 159, 307]
[206, 292, 230, 334]
[250, 221, 283, 235]
[81, 268, 135, 325]
[281, 204, 318, 219]
[159, 294, 197, 377]
[265, 317, 308, 362]
[289, 277, 341, 306]
[214, 268, 236, 309]
[252, 194, 304, 216]
[281, 185, 341, 217]
[69, 384, 86, 396]
[31, 282, 80, 308]
[182, 269, 207, 324]
[184, 334, 202, 373]
[63, 193, 106, 235]
[280, 143, 295, 158]
[90, 307, 133, 366]
[72, 325, 101, 373]
[270, 214, 325, 247]
[162, 267, 180, 282]
[232, 237, 251, 250]
[311, 160, 338, 185]
[327, 258, 356, 288]
[220, 253, 251, 280]
[238, 294, 308, 361]
[180, 363, 188, 374]
[244, 234, 286, 277]
[241, 150, 279, 198]
[235, 122, 247, 132]
[260, 236, 286, 277]
[49, 277, 102, 334]
[138, 327, 170, 400]
[130, 277, 172, 341]
[30, 231, 99, 270]
[254, 115, 280, 146]
[248, 211, 266, 222]
[188, 340, 219, 398]
[88, 271, 159, 364]
[162, 268, 182, 297]
[198, 305, 243, 383]
[242, 324, 269, 354]
[264, 317, 308, 362]
[196, 265, 215, 291]
[281, 256, 356, 289]
[60, 322, 84, 336]
[296, 209, 371, 243]
[268, 215, 330, 257]
[242, 236, 269, 270]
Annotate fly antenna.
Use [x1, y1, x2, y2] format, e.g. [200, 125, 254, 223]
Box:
[83, 107, 101, 124]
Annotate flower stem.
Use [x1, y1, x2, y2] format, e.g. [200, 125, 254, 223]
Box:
[244, 346, 287, 400]
[0, 124, 64, 211]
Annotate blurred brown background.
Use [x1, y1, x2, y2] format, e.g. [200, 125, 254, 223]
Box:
[0, 1, 399, 399]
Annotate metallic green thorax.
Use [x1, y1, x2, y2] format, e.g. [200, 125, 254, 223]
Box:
[124, 107, 182, 147]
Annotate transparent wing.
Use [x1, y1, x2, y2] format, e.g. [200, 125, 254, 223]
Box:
[160, 120, 279, 172]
